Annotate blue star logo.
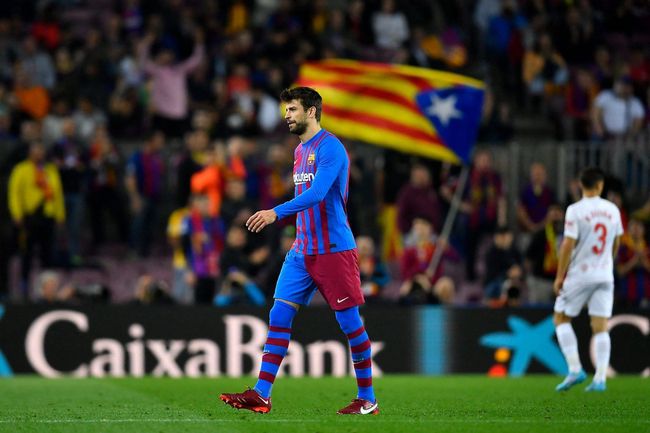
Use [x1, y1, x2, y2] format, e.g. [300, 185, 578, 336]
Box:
[415, 86, 484, 165]
[480, 315, 566, 376]
[0, 305, 13, 377]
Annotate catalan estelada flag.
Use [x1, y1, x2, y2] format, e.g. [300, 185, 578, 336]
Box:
[295, 59, 485, 164]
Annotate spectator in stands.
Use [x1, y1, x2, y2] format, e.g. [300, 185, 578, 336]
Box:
[485, 0, 526, 95]
[592, 77, 646, 138]
[191, 143, 226, 217]
[176, 130, 207, 207]
[8, 141, 65, 296]
[126, 130, 165, 257]
[216, 224, 266, 307]
[554, 6, 595, 66]
[42, 98, 70, 145]
[565, 68, 598, 140]
[256, 225, 295, 296]
[616, 219, 650, 308]
[183, 194, 224, 304]
[517, 162, 556, 234]
[607, 186, 629, 232]
[372, 0, 410, 52]
[221, 178, 254, 228]
[167, 202, 191, 304]
[398, 217, 456, 305]
[132, 274, 174, 305]
[51, 118, 88, 262]
[458, 149, 505, 281]
[87, 127, 128, 248]
[591, 46, 614, 90]
[34, 271, 67, 304]
[396, 163, 440, 240]
[483, 226, 523, 308]
[525, 203, 564, 304]
[20, 35, 56, 90]
[258, 143, 293, 210]
[12, 62, 50, 120]
[73, 96, 107, 145]
[478, 87, 514, 143]
[191, 139, 247, 217]
[522, 33, 568, 138]
[138, 28, 205, 137]
[357, 236, 390, 303]
[108, 77, 144, 138]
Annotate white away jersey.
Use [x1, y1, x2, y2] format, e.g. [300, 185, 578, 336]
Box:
[563, 196, 624, 285]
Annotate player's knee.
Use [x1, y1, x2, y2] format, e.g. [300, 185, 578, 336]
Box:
[590, 316, 608, 333]
[276, 298, 300, 310]
[334, 306, 362, 334]
[269, 299, 299, 328]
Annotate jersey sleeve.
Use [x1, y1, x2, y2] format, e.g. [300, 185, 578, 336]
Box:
[564, 205, 578, 240]
[273, 139, 345, 219]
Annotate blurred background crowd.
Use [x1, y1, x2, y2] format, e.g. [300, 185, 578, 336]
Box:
[0, 0, 649, 308]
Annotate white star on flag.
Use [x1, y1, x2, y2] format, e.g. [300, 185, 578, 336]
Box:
[426, 94, 462, 126]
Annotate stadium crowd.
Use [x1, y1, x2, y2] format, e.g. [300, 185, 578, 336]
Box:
[0, 0, 648, 308]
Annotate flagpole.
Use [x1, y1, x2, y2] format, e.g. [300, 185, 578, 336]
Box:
[426, 164, 469, 278]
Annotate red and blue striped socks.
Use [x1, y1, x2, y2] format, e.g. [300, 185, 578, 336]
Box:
[335, 307, 376, 403]
[254, 301, 297, 398]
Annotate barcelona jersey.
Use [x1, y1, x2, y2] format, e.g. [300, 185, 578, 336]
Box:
[273, 129, 356, 255]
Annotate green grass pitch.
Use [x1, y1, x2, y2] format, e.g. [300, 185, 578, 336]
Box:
[0, 375, 647, 433]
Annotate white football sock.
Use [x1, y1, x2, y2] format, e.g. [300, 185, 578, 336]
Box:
[556, 323, 582, 374]
[593, 332, 611, 383]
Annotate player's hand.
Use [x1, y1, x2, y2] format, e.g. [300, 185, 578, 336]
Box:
[246, 209, 277, 233]
[553, 278, 564, 296]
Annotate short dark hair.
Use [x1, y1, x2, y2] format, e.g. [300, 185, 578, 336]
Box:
[579, 167, 605, 189]
[280, 87, 322, 121]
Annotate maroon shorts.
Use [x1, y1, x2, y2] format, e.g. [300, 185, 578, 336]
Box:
[304, 249, 364, 310]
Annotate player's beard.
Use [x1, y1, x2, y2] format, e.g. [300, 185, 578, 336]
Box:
[289, 120, 308, 136]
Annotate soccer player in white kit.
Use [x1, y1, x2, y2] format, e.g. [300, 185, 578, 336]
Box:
[553, 168, 623, 392]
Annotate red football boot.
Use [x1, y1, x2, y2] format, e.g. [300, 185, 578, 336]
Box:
[337, 398, 379, 415]
[219, 388, 272, 414]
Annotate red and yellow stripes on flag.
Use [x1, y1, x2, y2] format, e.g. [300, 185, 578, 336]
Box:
[295, 59, 484, 164]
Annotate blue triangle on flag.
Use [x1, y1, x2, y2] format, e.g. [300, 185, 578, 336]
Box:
[415, 86, 484, 165]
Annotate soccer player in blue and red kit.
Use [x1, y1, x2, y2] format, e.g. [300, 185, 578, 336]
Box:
[220, 87, 378, 415]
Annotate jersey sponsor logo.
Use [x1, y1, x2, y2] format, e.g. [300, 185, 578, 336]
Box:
[293, 172, 314, 185]
[307, 153, 315, 165]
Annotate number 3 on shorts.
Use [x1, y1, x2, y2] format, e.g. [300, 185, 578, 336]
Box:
[592, 223, 607, 255]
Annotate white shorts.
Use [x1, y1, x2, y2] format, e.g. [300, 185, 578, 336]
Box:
[553, 281, 614, 318]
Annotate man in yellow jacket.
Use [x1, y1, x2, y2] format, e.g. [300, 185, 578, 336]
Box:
[8, 141, 65, 297]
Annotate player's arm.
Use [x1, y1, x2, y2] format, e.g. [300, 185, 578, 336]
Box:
[612, 235, 621, 261]
[246, 141, 344, 233]
[554, 206, 578, 295]
[591, 98, 605, 137]
[554, 236, 577, 295]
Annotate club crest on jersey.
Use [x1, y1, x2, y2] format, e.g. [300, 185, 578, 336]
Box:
[307, 153, 315, 165]
[294, 172, 315, 185]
